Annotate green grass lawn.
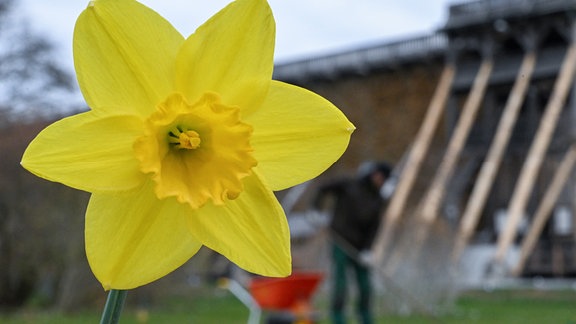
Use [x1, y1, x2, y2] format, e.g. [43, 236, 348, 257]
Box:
[368, 290, 576, 324]
[1, 289, 575, 323]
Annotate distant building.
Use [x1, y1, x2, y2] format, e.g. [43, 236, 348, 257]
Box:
[276, 0, 576, 278]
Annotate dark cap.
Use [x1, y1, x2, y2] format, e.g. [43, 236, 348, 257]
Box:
[356, 161, 392, 179]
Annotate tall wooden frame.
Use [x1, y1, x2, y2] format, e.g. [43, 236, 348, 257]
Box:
[493, 42, 576, 265]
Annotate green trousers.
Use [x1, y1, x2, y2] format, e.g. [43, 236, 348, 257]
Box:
[330, 243, 373, 324]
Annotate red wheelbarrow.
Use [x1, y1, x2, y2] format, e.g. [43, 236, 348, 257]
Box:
[221, 272, 324, 324]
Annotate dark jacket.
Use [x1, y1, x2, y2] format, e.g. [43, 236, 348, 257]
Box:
[313, 177, 385, 251]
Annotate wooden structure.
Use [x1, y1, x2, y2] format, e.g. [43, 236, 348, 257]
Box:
[276, 0, 576, 278]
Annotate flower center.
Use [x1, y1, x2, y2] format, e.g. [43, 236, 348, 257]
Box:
[134, 92, 257, 209]
[169, 127, 201, 150]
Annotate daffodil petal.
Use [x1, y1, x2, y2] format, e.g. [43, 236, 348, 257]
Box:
[187, 171, 291, 277]
[21, 112, 145, 193]
[86, 180, 202, 290]
[74, 0, 183, 116]
[175, 0, 274, 114]
[247, 81, 355, 190]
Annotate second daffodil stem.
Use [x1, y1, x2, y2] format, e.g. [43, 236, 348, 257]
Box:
[100, 289, 128, 324]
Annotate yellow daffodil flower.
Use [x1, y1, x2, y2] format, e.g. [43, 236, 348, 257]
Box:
[21, 0, 354, 290]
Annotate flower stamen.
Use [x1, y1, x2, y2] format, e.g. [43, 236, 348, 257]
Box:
[168, 126, 201, 150]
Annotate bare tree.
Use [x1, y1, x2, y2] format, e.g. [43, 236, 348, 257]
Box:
[0, 0, 77, 127]
[0, 0, 99, 310]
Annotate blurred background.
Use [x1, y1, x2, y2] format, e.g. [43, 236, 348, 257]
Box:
[1, 0, 575, 323]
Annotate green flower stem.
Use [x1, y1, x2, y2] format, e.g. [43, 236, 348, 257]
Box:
[100, 289, 128, 324]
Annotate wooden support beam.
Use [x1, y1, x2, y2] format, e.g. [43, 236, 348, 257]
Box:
[452, 51, 537, 262]
[493, 42, 576, 265]
[384, 57, 493, 273]
[512, 144, 576, 276]
[372, 64, 456, 265]
[417, 58, 493, 226]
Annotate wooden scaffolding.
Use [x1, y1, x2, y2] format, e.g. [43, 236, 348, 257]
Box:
[372, 1, 576, 279]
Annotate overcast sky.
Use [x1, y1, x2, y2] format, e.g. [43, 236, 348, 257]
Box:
[17, 0, 458, 71]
